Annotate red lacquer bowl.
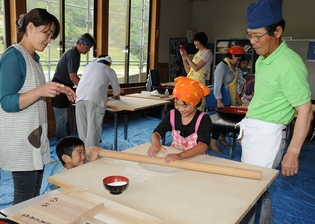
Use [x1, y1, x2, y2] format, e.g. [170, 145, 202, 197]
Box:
[103, 175, 129, 195]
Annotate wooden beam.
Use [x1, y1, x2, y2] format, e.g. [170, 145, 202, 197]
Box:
[9, 0, 26, 43]
[95, 0, 108, 57]
[149, 0, 160, 70]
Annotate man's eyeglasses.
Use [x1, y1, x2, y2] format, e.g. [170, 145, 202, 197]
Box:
[245, 32, 269, 42]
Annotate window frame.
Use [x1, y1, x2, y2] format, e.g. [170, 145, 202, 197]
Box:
[2, 0, 160, 86]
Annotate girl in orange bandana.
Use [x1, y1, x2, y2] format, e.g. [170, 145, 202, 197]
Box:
[147, 77, 213, 163]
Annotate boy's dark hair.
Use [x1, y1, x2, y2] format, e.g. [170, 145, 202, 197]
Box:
[56, 136, 85, 165]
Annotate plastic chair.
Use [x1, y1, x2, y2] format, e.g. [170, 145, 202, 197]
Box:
[205, 84, 232, 111]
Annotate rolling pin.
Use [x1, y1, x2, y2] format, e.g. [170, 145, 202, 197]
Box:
[88, 148, 262, 180]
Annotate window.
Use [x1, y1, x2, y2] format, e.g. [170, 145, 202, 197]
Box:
[0, 0, 5, 54]
[27, 0, 61, 81]
[64, 0, 94, 74]
[27, 0, 94, 81]
[108, 0, 150, 84]
[19, 0, 151, 84]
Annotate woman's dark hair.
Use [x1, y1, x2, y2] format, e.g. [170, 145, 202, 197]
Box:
[16, 8, 60, 40]
[226, 53, 244, 61]
[265, 19, 286, 36]
[56, 136, 85, 165]
[193, 32, 208, 46]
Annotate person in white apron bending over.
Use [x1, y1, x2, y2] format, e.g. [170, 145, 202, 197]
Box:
[238, 0, 313, 223]
[180, 32, 213, 112]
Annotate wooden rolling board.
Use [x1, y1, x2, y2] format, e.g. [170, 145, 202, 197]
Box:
[9, 192, 104, 224]
[8, 189, 165, 224]
[63, 188, 166, 224]
[106, 96, 169, 111]
[48, 143, 279, 224]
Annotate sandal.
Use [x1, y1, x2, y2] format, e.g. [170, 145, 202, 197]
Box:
[209, 144, 223, 154]
[218, 138, 230, 148]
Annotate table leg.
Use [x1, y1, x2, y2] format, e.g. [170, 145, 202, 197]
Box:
[161, 105, 166, 119]
[72, 104, 77, 137]
[161, 105, 166, 145]
[124, 112, 128, 140]
[254, 193, 263, 224]
[114, 112, 118, 151]
[230, 133, 237, 158]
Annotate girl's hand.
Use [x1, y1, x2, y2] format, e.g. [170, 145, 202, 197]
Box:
[164, 153, 181, 164]
[147, 144, 161, 158]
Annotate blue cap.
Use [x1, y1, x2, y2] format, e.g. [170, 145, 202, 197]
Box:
[247, 0, 282, 29]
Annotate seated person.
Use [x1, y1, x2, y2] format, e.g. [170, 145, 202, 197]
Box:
[50, 136, 101, 190]
[147, 76, 213, 163]
[238, 56, 250, 81]
[241, 74, 255, 105]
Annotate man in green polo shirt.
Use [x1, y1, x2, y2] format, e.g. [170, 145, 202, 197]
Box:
[238, 0, 313, 223]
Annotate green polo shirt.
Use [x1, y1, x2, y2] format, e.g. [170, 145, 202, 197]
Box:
[247, 41, 311, 124]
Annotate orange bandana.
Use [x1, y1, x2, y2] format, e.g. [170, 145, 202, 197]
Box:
[172, 77, 210, 106]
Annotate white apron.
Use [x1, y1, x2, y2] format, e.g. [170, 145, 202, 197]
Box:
[0, 44, 50, 171]
[237, 118, 286, 169]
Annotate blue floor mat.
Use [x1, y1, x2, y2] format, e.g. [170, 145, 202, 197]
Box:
[1, 114, 315, 224]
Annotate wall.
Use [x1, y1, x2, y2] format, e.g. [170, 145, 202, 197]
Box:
[158, 0, 193, 63]
[158, 0, 315, 63]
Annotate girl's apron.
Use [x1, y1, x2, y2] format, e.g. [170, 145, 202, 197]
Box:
[170, 109, 205, 151]
[187, 48, 207, 111]
[224, 58, 238, 106]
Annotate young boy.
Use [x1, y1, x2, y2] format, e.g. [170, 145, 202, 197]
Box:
[50, 136, 101, 190]
[147, 77, 212, 163]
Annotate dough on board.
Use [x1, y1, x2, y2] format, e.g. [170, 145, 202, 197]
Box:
[138, 162, 184, 173]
